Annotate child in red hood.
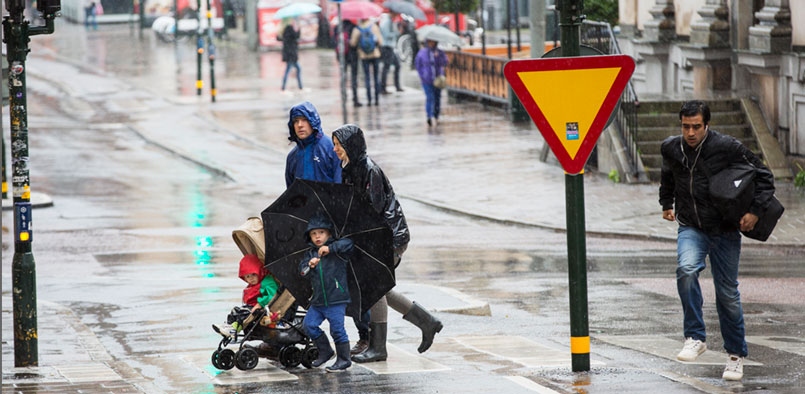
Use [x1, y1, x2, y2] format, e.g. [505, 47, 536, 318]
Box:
[213, 254, 279, 338]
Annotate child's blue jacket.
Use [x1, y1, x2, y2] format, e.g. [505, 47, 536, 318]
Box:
[300, 237, 354, 307]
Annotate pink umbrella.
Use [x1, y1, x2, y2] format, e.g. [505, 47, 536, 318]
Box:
[339, 0, 384, 21]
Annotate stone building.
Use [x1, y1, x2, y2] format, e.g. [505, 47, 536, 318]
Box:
[617, 0, 804, 163]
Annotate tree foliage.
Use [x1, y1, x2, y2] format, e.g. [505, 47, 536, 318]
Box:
[584, 0, 619, 26]
[433, 0, 480, 15]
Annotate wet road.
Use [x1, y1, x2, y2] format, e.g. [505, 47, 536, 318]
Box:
[2, 21, 805, 393]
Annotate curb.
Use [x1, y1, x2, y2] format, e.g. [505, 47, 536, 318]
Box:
[1, 192, 54, 211]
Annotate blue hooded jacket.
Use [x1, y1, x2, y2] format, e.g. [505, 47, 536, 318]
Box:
[285, 102, 342, 188]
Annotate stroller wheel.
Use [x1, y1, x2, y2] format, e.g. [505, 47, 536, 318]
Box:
[279, 346, 302, 368]
[217, 348, 236, 370]
[211, 350, 223, 369]
[235, 347, 259, 370]
[301, 346, 319, 369]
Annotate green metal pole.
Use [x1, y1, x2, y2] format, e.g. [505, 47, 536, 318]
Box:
[205, 0, 216, 102]
[558, 0, 589, 372]
[196, 0, 203, 96]
[3, 2, 56, 367]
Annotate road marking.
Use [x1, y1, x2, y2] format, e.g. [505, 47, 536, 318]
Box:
[746, 336, 805, 357]
[353, 344, 450, 375]
[181, 351, 298, 384]
[54, 363, 123, 383]
[505, 376, 561, 393]
[454, 335, 606, 368]
[596, 335, 762, 366]
[651, 369, 734, 394]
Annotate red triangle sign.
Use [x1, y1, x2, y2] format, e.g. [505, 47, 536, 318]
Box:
[504, 55, 635, 174]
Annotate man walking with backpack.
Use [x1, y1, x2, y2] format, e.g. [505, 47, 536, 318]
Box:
[350, 18, 383, 106]
[659, 100, 776, 381]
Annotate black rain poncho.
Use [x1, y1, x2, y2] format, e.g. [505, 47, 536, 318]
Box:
[332, 124, 410, 251]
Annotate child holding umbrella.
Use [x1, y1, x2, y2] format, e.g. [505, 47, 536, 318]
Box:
[299, 211, 355, 372]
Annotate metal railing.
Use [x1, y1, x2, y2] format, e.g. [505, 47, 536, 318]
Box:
[444, 50, 509, 105]
[581, 20, 641, 178]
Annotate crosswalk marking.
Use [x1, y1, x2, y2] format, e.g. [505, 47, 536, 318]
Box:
[746, 336, 805, 357]
[353, 344, 450, 375]
[596, 335, 762, 366]
[454, 335, 606, 368]
[505, 376, 561, 393]
[181, 351, 298, 384]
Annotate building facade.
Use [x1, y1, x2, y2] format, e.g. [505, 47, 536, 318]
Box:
[617, 0, 805, 158]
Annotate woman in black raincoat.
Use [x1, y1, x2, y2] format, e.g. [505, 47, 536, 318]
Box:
[331, 124, 443, 363]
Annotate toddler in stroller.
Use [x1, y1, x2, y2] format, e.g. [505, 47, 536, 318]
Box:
[210, 218, 321, 371]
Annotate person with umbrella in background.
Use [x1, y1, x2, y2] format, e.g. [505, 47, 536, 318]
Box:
[332, 124, 443, 363]
[281, 18, 302, 91]
[299, 211, 355, 372]
[415, 39, 449, 126]
[335, 20, 364, 107]
[350, 18, 384, 106]
[379, 12, 403, 94]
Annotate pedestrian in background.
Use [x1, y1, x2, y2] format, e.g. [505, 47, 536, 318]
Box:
[379, 13, 403, 94]
[281, 19, 302, 91]
[659, 100, 776, 381]
[336, 20, 364, 107]
[350, 18, 383, 106]
[332, 124, 443, 363]
[415, 39, 448, 126]
[84, 0, 98, 30]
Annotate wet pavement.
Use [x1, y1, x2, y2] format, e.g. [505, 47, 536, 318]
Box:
[2, 21, 805, 393]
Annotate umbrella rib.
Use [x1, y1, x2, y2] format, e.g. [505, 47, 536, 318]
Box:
[265, 247, 310, 267]
[342, 226, 389, 238]
[354, 244, 394, 279]
[306, 182, 340, 239]
[340, 193, 354, 238]
[265, 212, 308, 224]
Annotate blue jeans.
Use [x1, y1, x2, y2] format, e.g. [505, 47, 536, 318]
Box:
[353, 310, 370, 341]
[362, 58, 379, 103]
[422, 83, 441, 119]
[282, 62, 302, 90]
[303, 303, 348, 344]
[676, 226, 747, 357]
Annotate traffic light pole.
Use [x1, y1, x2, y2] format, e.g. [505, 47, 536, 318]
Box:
[196, 0, 203, 95]
[204, 0, 216, 102]
[558, 0, 589, 372]
[2, 0, 59, 367]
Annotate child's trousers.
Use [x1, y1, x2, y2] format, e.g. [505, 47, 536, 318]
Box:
[304, 304, 349, 344]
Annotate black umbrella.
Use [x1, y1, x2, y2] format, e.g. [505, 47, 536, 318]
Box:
[383, 1, 426, 21]
[261, 179, 395, 317]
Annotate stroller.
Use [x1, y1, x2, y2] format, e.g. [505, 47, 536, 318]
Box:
[210, 217, 320, 371]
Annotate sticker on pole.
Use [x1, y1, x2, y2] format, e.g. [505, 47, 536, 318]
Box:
[504, 55, 635, 174]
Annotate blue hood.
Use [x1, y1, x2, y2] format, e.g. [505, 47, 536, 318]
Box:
[288, 102, 322, 143]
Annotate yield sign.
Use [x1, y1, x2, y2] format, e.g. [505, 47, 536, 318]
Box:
[504, 55, 635, 174]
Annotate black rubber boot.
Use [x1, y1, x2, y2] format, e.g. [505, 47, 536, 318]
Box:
[325, 342, 352, 373]
[403, 302, 443, 353]
[311, 334, 334, 368]
[351, 322, 387, 363]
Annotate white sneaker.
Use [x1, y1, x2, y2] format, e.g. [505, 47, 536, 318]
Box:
[677, 337, 707, 361]
[722, 354, 744, 380]
[212, 323, 236, 338]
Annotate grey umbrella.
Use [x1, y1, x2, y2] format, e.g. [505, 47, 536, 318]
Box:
[382, 1, 426, 21]
[416, 24, 463, 47]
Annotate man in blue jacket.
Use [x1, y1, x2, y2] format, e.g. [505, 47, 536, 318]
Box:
[285, 102, 342, 187]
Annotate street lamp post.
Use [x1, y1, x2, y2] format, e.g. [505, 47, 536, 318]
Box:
[2, 0, 59, 368]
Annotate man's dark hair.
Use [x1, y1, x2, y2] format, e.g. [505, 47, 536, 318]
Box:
[679, 100, 710, 125]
